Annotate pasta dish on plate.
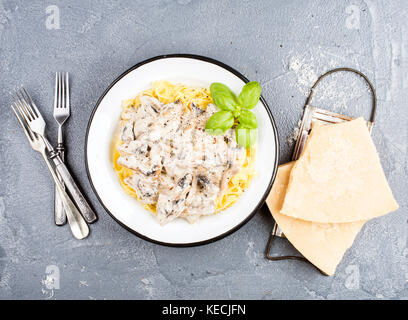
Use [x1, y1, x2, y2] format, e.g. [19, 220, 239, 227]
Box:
[112, 81, 256, 224]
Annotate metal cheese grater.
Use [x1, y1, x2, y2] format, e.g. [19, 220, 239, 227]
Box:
[265, 67, 377, 270]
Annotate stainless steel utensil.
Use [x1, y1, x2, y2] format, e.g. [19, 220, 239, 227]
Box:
[13, 88, 98, 224]
[11, 102, 89, 240]
[53, 72, 71, 226]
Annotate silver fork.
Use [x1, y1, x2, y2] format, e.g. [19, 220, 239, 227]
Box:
[13, 88, 98, 223]
[11, 102, 89, 239]
[53, 72, 70, 226]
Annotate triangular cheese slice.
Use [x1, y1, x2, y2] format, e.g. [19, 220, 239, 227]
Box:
[280, 118, 399, 223]
[266, 163, 365, 276]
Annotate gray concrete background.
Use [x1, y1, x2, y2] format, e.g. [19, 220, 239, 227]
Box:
[0, 0, 407, 300]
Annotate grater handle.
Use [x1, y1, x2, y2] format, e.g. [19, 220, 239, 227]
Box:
[305, 67, 377, 125]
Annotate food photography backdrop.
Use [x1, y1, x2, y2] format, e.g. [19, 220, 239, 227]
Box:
[0, 0, 407, 299]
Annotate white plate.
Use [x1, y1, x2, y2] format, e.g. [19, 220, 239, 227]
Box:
[85, 54, 279, 246]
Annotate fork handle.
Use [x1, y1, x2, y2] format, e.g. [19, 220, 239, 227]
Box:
[54, 144, 66, 225]
[40, 151, 89, 240]
[54, 159, 98, 224]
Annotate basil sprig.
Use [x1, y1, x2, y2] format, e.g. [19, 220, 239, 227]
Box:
[205, 81, 261, 148]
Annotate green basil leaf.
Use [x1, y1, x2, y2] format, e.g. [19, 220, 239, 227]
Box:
[205, 111, 234, 135]
[238, 81, 261, 109]
[236, 125, 257, 148]
[210, 83, 238, 112]
[238, 109, 258, 129]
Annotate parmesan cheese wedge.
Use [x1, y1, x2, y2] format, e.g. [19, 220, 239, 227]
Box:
[266, 163, 366, 276]
[280, 117, 399, 223]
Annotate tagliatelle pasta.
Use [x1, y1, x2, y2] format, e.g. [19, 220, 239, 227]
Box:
[112, 80, 256, 216]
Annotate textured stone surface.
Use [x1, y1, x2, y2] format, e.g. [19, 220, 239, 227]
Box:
[0, 0, 407, 300]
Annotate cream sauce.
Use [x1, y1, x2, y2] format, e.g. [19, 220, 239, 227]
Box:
[117, 96, 246, 224]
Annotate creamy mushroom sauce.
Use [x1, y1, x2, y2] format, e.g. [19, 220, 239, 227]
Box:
[117, 95, 246, 224]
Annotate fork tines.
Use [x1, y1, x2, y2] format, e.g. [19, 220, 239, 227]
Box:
[13, 87, 40, 122]
[54, 72, 70, 113]
[10, 102, 36, 143]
